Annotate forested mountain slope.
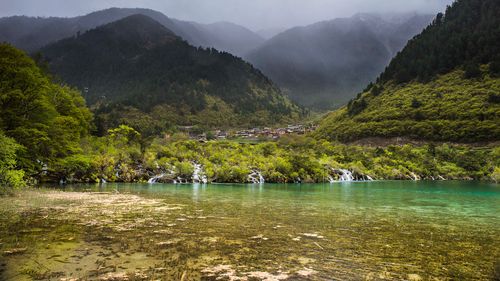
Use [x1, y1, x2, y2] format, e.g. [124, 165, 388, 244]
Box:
[0, 8, 264, 57]
[315, 0, 500, 142]
[246, 13, 433, 109]
[39, 15, 301, 134]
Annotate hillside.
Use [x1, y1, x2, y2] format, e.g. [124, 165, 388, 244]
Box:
[315, 0, 500, 143]
[0, 43, 92, 183]
[39, 15, 301, 134]
[245, 13, 433, 109]
[0, 8, 263, 57]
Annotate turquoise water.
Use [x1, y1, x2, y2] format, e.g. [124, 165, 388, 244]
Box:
[1, 181, 499, 280]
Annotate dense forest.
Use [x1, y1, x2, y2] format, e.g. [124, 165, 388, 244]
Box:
[1, 0, 500, 192]
[246, 13, 433, 109]
[0, 44, 92, 189]
[1, 42, 499, 191]
[378, 0, 500, 83]
[316, 0, 500, 143]
[0, 7, 264, 57]
[38, 15, 302, 135]
[2, 42, 498, 191]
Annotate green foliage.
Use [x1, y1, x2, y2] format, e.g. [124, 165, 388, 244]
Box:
[320, 0, 500, 143]
[379, 0, 499, 83]
[489, 57, 500, 76]
[411, 98, 422, 109]
[464, 62, 481, 79]
[0, 43, 92, 179]
[347, 96, 367, 116]
[39, 15, 302, 133]
[108, 125, 141, 146]
[0, 132, 25, 192]
[371, 85, 383, 96]
[316, 69, 500, 142]
[56, 133, 499, 183]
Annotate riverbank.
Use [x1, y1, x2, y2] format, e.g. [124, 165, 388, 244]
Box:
[34, 136, 500, 185]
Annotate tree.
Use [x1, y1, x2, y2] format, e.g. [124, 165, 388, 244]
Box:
[0, 44, 92, 178]
[0, 132, 25, 192]
[464, 62, 481, 79]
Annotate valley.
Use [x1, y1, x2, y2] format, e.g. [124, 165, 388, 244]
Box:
[0, 0, 499, 280]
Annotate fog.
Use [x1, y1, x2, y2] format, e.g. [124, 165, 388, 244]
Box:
[0, 0, 454, 30]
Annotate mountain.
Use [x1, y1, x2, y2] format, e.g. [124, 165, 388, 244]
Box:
[38, 15, 301, 135]
[0, 8, 263, 57]
[245, 13, 433, 109]
[185, 21, 264, 56]
[256, 27, 287, 40]
[315, 0, 500, 143]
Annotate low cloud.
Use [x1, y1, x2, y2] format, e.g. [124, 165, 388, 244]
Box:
[0, 0, 454, 30]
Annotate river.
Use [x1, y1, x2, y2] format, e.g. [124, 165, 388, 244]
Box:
[0, 181, 498, 280]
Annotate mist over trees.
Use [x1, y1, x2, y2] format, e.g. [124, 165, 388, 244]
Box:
[0, 7, 264, 57]
[316, 0, 500, 143]
[245, 13, 434, 109]
[38, 15, 302, 135]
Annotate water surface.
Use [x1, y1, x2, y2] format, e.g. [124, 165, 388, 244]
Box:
[0, 181, 499, 280]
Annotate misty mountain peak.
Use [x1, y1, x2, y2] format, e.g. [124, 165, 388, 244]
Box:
[96, 14, 179, 46]
[246, 12, 434, 109]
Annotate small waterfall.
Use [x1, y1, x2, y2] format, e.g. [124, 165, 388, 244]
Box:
[100, 178, 107, 183]
[338, 169, 353, 182]
[328, 168, 373, 182]
[248, 170, 265, 184]
[148, 173, 165, 184]
[327, 175, 335, 183]
[410, 172, 420, 181]
[192, 163, 208, 184]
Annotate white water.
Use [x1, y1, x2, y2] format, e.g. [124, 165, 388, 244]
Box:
[327, 175, 335, 183]
[192, 163, 208, 184]
[248, 170, 265, 184]
[338, 169, 354, 182]
[148, 173, 165, 184]
[328, 169, 374, 182]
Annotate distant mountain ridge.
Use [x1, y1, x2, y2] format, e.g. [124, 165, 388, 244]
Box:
[0, 9, 437, 110]
[315, 0, 500, 143]
[246, 13, 434, 109]
[0, 7, 264, 57]
[39, 14, 301, 133]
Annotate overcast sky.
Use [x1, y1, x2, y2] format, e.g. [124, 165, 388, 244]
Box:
[0, 0, 454, 30]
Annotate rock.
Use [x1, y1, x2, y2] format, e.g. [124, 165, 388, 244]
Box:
[407, 273, 422, 281]
[3, 248, 27, 256]
[296, 268, 317, 277]
[250, 234, 269, 240]
[98, 272, 130, 281]
[301, 233, 324, 239]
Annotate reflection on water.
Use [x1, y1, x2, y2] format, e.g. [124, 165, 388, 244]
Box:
[0, 181, 499, 280]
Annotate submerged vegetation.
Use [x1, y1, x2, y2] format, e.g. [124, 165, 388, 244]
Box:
[1, 182, 499, 280]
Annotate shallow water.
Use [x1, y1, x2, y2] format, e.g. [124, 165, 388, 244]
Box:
[0, 181, 499, 280]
